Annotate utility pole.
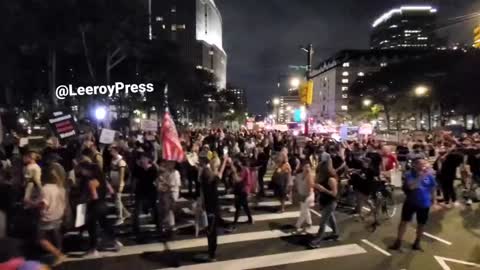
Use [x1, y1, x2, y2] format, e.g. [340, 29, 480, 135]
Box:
[303, 44, 313, 135]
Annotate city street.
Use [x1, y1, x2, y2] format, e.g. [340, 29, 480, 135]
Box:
[60, 174, 480, 270]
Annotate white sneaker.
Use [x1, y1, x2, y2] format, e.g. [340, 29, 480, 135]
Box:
[466, 199, 473, 206]
[454, 201, 462, 208]
[86, 250, 100, 258]
[114, 219, 125, 226]
[115, 240, 124, 248]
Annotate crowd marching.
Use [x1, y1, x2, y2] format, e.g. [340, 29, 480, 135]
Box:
[0, 125, 479, 268]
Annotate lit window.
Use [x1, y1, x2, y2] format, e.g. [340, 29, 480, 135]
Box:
[162, 24, 166, 29]
[342, 62, 350, 67]
[341, 86, 348, 91]
[342, 94, 348, 99]
[342, 71, 349, 76]
[196, 65, 203, 69]
[171, 6, 176, 12]
[155, 16, 163, 22]
[380, 62, 387, 67]
[341, 105, 348, 111]
[358, 72, 365, 76]
[417, 37, 428, 40]
[342, 79, 349, 83]
[171, 25, 177, 31]
[389, 25, 398, 28]
[177, 24, 186, 30]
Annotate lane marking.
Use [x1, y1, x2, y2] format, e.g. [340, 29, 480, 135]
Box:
[423, 233, 452, 246]
[310, 208, 322, 217]
[361, 239, 391, 257]
[434, 255, 480, 270]
[160, 244, 367, 270]
[224, 211, 301, 222]
[65, 225, 328, 262]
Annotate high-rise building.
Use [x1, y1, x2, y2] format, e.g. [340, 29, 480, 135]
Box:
[311, 49, 430, 121]
[370, 6, 440, 50]
[148, 0, 227, 89]
[474, 25, 480, 48]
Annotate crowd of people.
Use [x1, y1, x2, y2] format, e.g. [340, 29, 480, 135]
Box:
[0, 128, 478, 267]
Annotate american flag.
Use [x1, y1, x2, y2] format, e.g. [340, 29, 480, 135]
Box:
[161, 111, 185, 162]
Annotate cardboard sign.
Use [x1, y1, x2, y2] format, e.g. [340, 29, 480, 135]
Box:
[140, 119, 158, 131]
[99, 128, 116, 144]
[48, 111, 77, 141]
[359, 123, 374, 135]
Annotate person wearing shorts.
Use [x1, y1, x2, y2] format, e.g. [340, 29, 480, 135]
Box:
[390, 158, 438, 251]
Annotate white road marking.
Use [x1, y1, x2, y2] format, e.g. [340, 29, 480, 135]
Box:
[66, 225, 327, 262]
[423, 233, 452, 246]
[310, 208, 322, 217]
[361, 239, 391, 257]
[159, 244, 367, 270]
[223, 211, 303, 222]
[434, 255, 480, 270]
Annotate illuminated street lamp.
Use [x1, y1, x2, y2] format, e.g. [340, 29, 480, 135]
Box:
[290, 77, 301, 88]
[95, 107, 107, 121]
[363, 99, 373, 107]
[414, 85, 429, 97]
[272, 98, 280, 106]
[18, 117, 27, 124]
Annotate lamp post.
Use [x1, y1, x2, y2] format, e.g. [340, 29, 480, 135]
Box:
[273, 98, 280, 122]
[414, 85, 431, 130]
[300, 44, 314, 135]
[290, 77, 301, 89]
[362, 99, 373, 107]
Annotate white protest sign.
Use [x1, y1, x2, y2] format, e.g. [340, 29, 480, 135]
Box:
[19, 138, 29, 147]
[99, 128, 116, 144]
[140, 119, 158, 131]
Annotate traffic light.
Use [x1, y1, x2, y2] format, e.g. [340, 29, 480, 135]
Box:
[474, 26, 480, 48]
[298, 80, 314, 105]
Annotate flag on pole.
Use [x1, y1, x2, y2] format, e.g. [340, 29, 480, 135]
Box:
[161, 111, 184, 162]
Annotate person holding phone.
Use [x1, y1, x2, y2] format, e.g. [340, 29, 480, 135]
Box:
[390, 158, 439, 251]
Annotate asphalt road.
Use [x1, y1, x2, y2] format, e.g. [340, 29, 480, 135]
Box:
[57, 180, 480, 270]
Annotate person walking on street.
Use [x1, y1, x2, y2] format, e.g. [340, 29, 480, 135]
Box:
[165, 161, 181, 230]
[389, 158, 439, 251]
[108, 146, 130, 226]
[197, 156, 227, 262]
[132, 154, 159, 235]
[295, 160, 315, 231]
[231, 160, 253, 226]
[309, 168, 339, 248]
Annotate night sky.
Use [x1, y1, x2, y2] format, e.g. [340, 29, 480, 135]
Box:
[215, 0, 480, 113]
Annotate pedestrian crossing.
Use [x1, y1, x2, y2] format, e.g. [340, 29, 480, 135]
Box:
[60, 168, 371, 270]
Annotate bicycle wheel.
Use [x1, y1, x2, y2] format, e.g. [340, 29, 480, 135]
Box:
[382, 190, 397, 219]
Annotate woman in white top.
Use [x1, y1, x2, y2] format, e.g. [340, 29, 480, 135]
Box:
[295, 160, 315, 231]
[109, 146, 130, 226]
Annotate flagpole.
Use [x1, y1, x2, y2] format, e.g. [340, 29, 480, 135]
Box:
[164, 84, 169, 113]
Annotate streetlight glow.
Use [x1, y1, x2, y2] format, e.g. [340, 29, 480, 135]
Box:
[363, 99, 372, 107]
[273, 98, 280, 106]
[415, 85, 429, 97]
[290, 78, 301, 88]
[95, 107, 107, 120]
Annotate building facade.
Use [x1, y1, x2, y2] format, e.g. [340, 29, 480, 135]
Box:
[311, 50, 430, 122]
[370, 6, 440, 50]
[149, 0, 227, 89]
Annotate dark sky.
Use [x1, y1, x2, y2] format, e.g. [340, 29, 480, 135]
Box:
[215, 0, 480, 113]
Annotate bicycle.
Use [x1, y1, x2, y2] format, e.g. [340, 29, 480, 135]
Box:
[368, 181, 397, 231]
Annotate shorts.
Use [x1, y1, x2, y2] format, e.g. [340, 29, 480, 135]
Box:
[401, 203, 430, 225]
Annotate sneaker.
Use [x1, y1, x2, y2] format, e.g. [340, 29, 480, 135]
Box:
[85, 249, 100, 258]
[453, 201, 462, 208]
[388, 240, 402, 251]
[115, 240, 124, 248]
[412, 241, 423, 251]
[466, 199, 473, 206]
[114, 219, 125, 226]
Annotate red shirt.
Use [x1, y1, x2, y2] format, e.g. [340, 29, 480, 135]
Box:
[383, 154, 398, 171]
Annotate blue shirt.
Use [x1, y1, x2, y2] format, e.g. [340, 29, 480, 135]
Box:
[404, 171, 437, 208]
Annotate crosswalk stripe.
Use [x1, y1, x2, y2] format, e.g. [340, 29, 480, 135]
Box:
[65, 225, 329, 262]
[223, 211, 301, 222]
[159, 244, 367, 270]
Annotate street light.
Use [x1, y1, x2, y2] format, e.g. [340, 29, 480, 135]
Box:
[290, 77, 301, 89]
[95, 107, 107, 121]
[363, 99, 373, 107]
[415, 85, 429, 97]
[273, 98, 280, 106]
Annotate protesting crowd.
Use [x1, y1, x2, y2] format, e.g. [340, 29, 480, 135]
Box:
[0, 123, 479, 268]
